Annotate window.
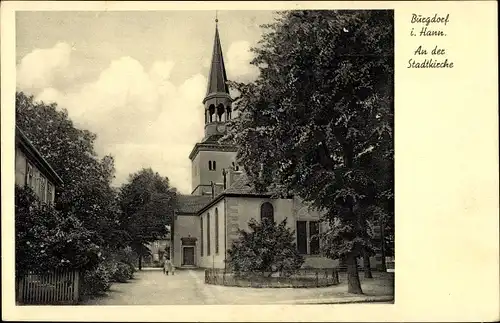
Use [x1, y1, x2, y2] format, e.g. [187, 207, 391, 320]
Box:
[47, 183, 54, 204]
[215, 208, 219, 254]
[40, 176, 46, 203]
[208, 161, 212, 170]
[260, 202, 274, 223]
[296, 221, 308, 254]
[208, 104, 215, 122]
[217, 104, 225, 122]
[208, 161, 217, 171]
[296, 221, 320, 255]
[26, 163, 33, 188]
[213, 161, 216, 171]
[207, 212, 211, 256]
[33, 169, 40, 196]
[200, 216, 204, 256]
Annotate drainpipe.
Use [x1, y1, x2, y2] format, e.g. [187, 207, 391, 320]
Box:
[224, 198, 227, 270]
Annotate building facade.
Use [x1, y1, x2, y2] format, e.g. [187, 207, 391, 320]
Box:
[172, 21, 381, 270]
[15, 125, 63, 204]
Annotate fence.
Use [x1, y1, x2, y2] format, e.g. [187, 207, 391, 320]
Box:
[17, 269, 80, 305]
[205, 268, 339, 288]
[386, 257, 395, 272]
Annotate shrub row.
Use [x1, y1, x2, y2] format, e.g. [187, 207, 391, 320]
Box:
[81, 259, 136, 297]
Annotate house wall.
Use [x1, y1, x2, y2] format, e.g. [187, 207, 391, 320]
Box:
[172, 214, 200, 268]
[15, 147, 27, 187]
[145, 238, 170, 264]
[198, 199, 226, 269]
[15, 146, 56, 204]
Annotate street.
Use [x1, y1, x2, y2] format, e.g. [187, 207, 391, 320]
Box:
[80, 268, 394, 305]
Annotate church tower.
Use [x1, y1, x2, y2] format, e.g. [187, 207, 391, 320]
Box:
[189, 18, 237, 196]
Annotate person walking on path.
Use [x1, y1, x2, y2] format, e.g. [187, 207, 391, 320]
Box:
[163, 257, 175, 275]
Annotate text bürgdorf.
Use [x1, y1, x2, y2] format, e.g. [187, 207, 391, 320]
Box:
[411, 13, 450, 36]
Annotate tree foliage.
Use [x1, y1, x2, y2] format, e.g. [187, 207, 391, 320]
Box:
[15, 185, 102, 277]
[118, 168, 177, 263]
[223, 10, 394, 293]
[227, 218, 304, 276]
[15, 92, 125, 250]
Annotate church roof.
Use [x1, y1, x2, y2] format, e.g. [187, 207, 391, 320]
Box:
[206, 24, 230, 96]
[176, 194, 213, 214]
[222, 172, 264, 195]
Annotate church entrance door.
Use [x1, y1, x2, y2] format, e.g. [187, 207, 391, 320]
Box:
[182, 246, 195, 266]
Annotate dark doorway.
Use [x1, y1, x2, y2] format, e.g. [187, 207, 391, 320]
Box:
[182, 246, 195, 266]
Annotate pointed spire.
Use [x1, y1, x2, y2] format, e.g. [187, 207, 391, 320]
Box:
[206, 17, 230, 96]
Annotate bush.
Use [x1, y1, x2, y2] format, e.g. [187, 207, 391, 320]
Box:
[15, 185, 101, 277]
[81, 264, 111, 296]
[112, 262, 133, 282]
[227, 218, 304, 277]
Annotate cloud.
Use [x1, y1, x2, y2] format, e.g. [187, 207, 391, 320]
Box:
[17, 42, 73, 91]
[226, 41, 259, 82]
[19, 44, 207, 194]
[18, 38, 260, 194]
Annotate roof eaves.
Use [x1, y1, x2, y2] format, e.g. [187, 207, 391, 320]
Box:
[15, 126, 64, 185]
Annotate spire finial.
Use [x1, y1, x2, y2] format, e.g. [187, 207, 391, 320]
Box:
[215, 10, 218, 24]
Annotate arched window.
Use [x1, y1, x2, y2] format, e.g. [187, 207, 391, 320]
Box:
[226, 106, 232, 120]
[217, 104, 225, 122]
[208, 161, 212, 170]
[207, 212, 211, 256]
[208, 104, 215, 122]
[260, 202, 274, 223]
[215, 208, 219, 254]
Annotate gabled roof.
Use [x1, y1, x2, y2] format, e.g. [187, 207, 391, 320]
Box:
[195, 172, 279, 215]
[15, 125, 64, 186]
[176, 194, 213, 214]
[205, 24, 230, 96]
[223, 172, 264, 195]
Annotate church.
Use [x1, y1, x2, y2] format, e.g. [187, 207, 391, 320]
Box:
[171, 21, 378, 270]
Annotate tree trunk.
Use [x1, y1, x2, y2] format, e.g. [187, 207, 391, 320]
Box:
[346, 252, 363, 294]
[363, 249, 373, 278]
[138, 255, 142, 271]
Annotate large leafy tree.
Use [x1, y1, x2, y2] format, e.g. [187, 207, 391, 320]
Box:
[118, 168, 177, 269]
[223, 10, 394, 294]
[15, 92, 125, 250]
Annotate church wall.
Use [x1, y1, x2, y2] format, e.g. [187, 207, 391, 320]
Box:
[191, 150, 237, 195]
[191, 153, 201, 194]
[224, 196, 363, 269]
[225, 196, 297, 265]
[198, 199, 226, 269]
[172, 214, 200, 268]
[292, 197, 381, 269]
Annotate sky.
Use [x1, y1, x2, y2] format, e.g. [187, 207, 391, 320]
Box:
[16, 10, 276, 194]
